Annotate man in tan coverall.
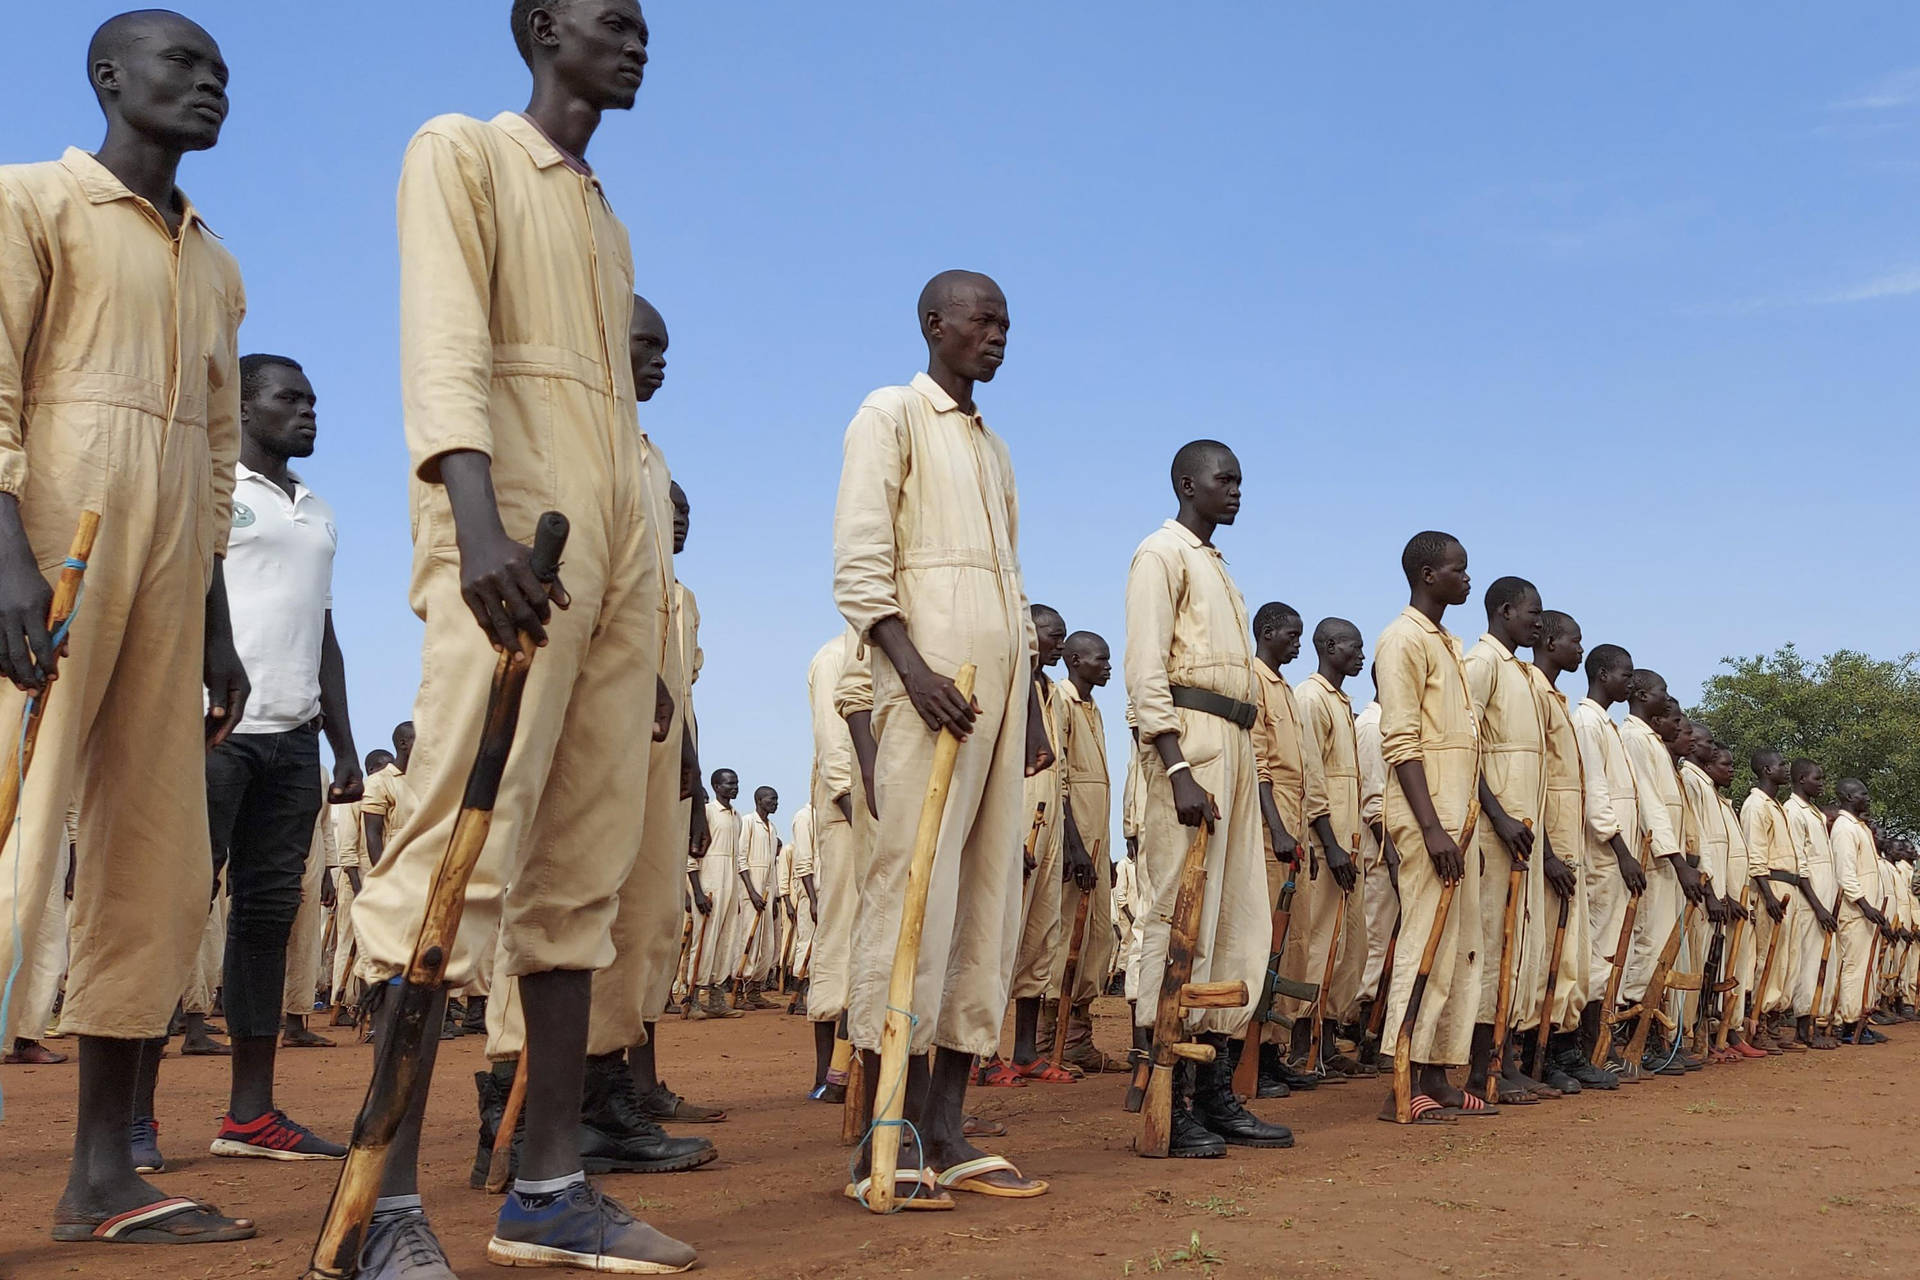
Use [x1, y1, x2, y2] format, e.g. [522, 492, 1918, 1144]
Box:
[1052, 629, 1121, 1074]
[1126, 439, 1292, 1155]
[0, 10, 255, 1244]
[341, 4, 694, 1272]
[1463, 577, 1552, 1105]
[833, 269, 1052, 1202]
[735, 788, 782, 1008]
[1295, 618, 1369, 1078]
[1831, 780, 1888, 1036]
[1248, 601, 1333, 1094]
[1784, 761, 1842, 1047]
[1375, 531, 1482, 1124]
[1353, 685, 1398, 1065]
[1742, 750, 1803, 1050]
[1570, 644, 1648, 1072]
[805, 627, 863, 1100]
[692, 772, 745, 1018]
[1618, 672, 1705, 1050]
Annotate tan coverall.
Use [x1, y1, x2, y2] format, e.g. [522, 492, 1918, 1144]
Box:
[1784, 793, 1839, 1021]
[1297, 673, 1367, 1025]
[1678, 760, 1724, 1037]
[1618, 716, 1684, 1004]
[1376, 607, 1482, 1069]
[327, 793, 367, 1004]
[1465, 635, 1547, 1028]
[786, 805, 817, 980]
[1354, 701, 1398, 1008]
[1831, 810, 1880, 1026]
[1525, 668, 1588, 1033]
[353, 114, 661, 991]
[0, 150, 243, 1038]
[1741, 788, 1800, 1017]
[283, 768, 335, 1017]
[737, 814, 781, 982]
[1716, 797, 1757, 1017]
[1049, 679, 1113, 1005]
[806, 628, 863, 1024]
[1120, 736, 1149, 1002]
[1011, 676, 1070, 1001]
[693, 801, 744, 988]
[1253, 659, 1329, 1032]
[1571, 699, 1639, 1006]
[6, 810, 74, 1044]
[1124, 519, 1264, 1038]
[833, 373, 1036, 1056]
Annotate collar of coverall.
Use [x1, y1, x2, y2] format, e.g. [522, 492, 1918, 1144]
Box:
[59, 146, 213, 233]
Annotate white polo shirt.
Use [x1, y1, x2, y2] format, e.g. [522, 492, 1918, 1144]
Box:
[225, 462, 337, 734]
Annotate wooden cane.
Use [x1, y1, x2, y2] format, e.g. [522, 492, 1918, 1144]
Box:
[1307, 869, 1349, 1076]
[1484, 817, 1532, 1103]
[1391, 804, 1478, 1125]
[841, 1045, 869, 1147]
[1048, 879, 1095, 1069]
[1020, 801, 1047, 880]
[1852, 901, 1885, 1044]
[1810, 905, 1836, 1036]
[1744, 893, 1786, 1042]
[0, 511, 100, 837]
[1529, 888, 1572, 1079]
[1713, 887, 1752, 1052]
[307, 512, 568, 1280]
[865, 663, 975, 1214]
[682, 901, 713, 1020]
[786, 929, 816, 1014]
[732, 904, 766, 1007]
[485, 1045, 529, 1194]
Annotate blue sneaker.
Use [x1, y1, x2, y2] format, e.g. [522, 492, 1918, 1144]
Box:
[130, 1115, 164, 1174]
[487, 1181, 696, 1274]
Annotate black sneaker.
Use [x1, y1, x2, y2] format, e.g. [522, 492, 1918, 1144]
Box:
[579, 1053, 717, 1175]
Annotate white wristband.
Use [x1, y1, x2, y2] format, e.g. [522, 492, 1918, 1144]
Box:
[1166, 761, 1192, 779]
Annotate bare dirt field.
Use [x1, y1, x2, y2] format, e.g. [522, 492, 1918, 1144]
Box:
[3, 999, 1916, 1279]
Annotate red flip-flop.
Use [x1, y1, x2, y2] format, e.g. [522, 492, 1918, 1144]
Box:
[975, 1057, 1027, 1088]
[1012, 1058, 1075, 1084]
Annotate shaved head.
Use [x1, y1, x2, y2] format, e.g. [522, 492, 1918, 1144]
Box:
[89, 8, 209, 72]
[918, 270, 1001, 335]
[1313, 617, 1360, 649]
[1064, 630, 1108, 659]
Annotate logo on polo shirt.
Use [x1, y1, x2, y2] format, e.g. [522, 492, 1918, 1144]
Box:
[232, 503, 256, 528]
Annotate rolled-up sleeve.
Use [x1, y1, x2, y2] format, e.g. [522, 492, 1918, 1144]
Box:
[0, 179, 47, 498]
[833, 638, 874, 719]
[810, 642, 855, 802]
[1375, 630, 1425, 770]
[398, 125, 498, 479]
[1123, 544, 1182, 741]
[832, 401, 906, 640]
[1572, 713, 1620, 843]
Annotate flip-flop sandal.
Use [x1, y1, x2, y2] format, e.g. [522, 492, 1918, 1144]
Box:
[975, 1059, 1027, 1088]
[962, 1115, 1009, 1139]
[842, 1169, 955, 1212]
[1454, 1093, 1507, 1116]
[1012, 1059, 1075, 1084]
[1377, 1094, 1456, 1124]
[53, 1198, 256, 1244]
[933, 1155, 1049, 1199]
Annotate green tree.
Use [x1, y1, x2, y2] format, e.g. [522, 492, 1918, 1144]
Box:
[1692, 645, 1920, 837]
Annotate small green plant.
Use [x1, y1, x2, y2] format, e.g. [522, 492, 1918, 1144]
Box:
[1185, 1195, 1246, 1218]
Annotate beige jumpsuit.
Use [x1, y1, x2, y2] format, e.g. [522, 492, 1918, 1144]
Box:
[327, 794, 366, 1004]
[1741, 789, 1800, 1017]
[787, 805, 817, 979]
[353, 113, 661, 990]
[1297, 673, 1367, 1025]
[1784, 794, 1838, 1020]
[1716, 796, 1757, 1015]
[1252, 659, 1329, 1033]
[1464, 635, 1547, 1027]
[1831, 810, 1879, 1025]
[1571, 699, 1638, 1004]
[693, 801, 744, 989]
[736, 814, 781, 982]
[0, 150, 243, 1039]
[1678, 761, 1723, 1035]
[1010, 676, 1070, 1001]
[805, 629, 861, 1024]
[1525, 668, 1588, 1033]
[1376, 607, 1482, 1069]
[833, 373, 1036, 1056]
[1124, 519, 1265, 1038]
[1049, 679, 1113, 1005]
[1618, 716, 1683, 1005]
[1354, 701, 1398, 1007]
[1120, 736, 1150, 1002]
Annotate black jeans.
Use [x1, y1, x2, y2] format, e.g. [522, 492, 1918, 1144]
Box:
[207, 725, 323, 1040]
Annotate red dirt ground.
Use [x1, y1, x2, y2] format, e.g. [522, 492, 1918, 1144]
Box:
[2, 1000, 1917, 1279]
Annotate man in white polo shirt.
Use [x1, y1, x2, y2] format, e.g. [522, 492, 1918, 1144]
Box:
[145, 353, 364, 1168]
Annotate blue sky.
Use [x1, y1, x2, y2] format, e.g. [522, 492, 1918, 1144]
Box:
[8, 4, 1917, 851]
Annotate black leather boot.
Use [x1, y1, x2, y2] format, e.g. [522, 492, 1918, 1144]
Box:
[579, 1052, 718, 1174]
[1194, 1036, 1293, 1148]
[1168, 1060, 1226, 1158]
[470, 1065, 520, 1190]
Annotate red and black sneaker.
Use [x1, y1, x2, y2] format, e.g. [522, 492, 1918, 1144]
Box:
[210, 1109, 347, 1161]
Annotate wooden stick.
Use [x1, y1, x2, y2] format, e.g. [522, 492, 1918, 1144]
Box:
[1622, 902, 1694, 1073]
[1363, 919, 1401, 1048]
[732, 905, 765, 1006]
[485, 1044, 528, 1193]
[1133, 823, 1213, 1157]
[1484, 818, 1531, 1103]
[1307, 880, 1348, 1075]
[1020, 801, 1047, 881]
[1529, 889, 1571, 1079]
[682, 903, 712, 1020]
[1590, 887, 1642, 1068]
[841, 1046, 869, 1147]
[866, 663, 975, 1214]
[1048, 881, 1094, 1069]
[1744, 893, 1784, 1042]
[1853, 899, 1887, 1043]
[307, 512, 568, 1280]
[0, 511, 100, 837]
[1390, 804, 1478, 1124]
[1232, 855, 1301, 1099]
[1809, 922, 1835, 1035]
[1713, 888, 1752, 1052]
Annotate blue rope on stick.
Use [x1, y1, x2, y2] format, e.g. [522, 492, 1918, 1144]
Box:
[846, 1004, 926, 1212]
[0, 562, 87, 1122]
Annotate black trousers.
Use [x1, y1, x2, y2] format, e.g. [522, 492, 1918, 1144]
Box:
[207, 724, 323, 1039]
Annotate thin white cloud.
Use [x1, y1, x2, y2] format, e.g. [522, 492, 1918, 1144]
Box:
[1817, 266, 1920, 303]
[1690, 265, 1920, 316]
[1833, 66, 1920, 111]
